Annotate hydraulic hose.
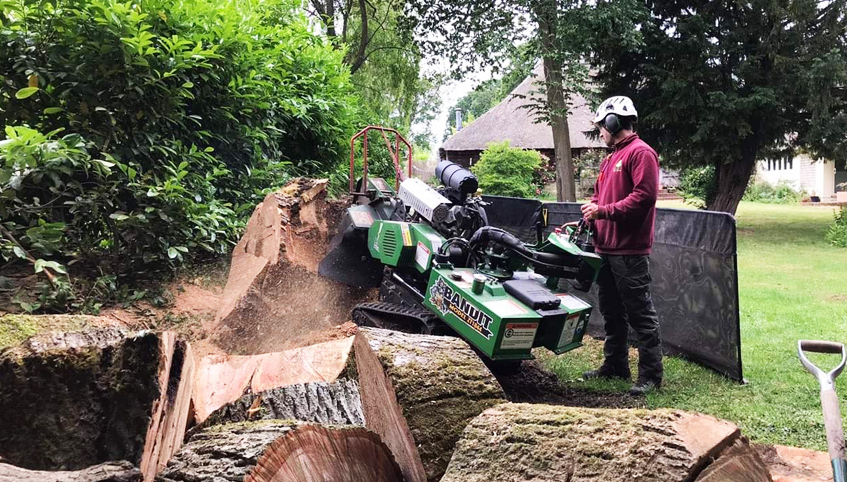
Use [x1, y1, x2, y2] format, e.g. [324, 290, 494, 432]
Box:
[468, 226, 580, 269]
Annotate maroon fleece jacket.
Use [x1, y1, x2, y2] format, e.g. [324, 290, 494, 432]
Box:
[590, 133, 659, 255]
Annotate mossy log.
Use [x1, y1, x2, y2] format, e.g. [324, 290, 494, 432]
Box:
[191, 335, 356, 424]
[155, 421, 403, 482]
[196, 379, 364, 430]
[0, 460, 140, 482]
[212, 179, 371, 355]
[0, 327, 194, 482]
[353, 327, 506, 482]
[442, 403, 772, 482]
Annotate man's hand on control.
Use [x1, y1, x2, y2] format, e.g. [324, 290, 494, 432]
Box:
[581, 203, 600, 220]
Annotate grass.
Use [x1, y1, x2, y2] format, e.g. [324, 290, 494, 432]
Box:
[542, 200, 847, 450]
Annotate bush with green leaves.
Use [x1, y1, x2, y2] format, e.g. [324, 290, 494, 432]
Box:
[0, 0, 357, 310]
[471, 141, 541, 198]
[677, 165, 717, 208]
[742, 181, 804, 204]
[825, 206, 847, 248]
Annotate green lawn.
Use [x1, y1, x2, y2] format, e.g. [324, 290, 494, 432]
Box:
[542, 201, 847, 450]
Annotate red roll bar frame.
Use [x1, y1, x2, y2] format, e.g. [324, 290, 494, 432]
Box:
[348, 126, 413, 196]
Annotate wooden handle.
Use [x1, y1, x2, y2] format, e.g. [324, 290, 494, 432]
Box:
[801, 340, 845, 354]
[821, 388, 846, 462]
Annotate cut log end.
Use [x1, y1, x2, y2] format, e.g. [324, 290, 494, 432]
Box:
[246, 425, 403, 482]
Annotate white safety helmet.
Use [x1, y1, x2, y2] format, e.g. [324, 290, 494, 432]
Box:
[593, 96, 638, 124]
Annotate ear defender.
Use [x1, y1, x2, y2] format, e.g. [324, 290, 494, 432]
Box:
[604, 113, 622, 135]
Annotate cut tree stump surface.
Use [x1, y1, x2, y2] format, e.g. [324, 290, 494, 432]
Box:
[156, 421, 403, 482]
[441, 402, 768, 482]
[756, 444, 833, 482]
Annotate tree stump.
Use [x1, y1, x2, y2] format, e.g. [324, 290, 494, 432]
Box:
[212, 179, 371, 355]
[0, 461, 140, 482]
[442, 403, 773, 482]
[0, 328, 194, 481]
[353, 327, 506, 482]
[155, 421, 403, 482]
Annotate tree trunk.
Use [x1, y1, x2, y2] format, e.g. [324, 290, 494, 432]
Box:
[191, 335, 357, 424]
[534, 0, 576, 202]
[442, 403, 773, 482]
[156, 421, 403, 482]
[195, 379, 364, 431]
[212, 178, 371, 355]
[0, 461, 141, 482]
[755, 444, 833, 482]
[353, 327, 506, 482]
[707, 155, 757, 214]
[0, 328, 193, 482]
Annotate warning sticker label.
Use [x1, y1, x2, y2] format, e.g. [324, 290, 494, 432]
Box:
[415, 242, 430, 270]
[556, 293, 591, 312]
[557, 315, 583, 347]
[500, 322, 537, 350]
[486, 299, 527, 317]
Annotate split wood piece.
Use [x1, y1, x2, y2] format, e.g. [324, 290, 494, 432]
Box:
[354, 327, 506, 482]
[155, 421, 403, 482]
[442, 403, 773, 482]
[695, 438, 772, 481]
[0, 327, 194, 482]
[191, 335, 356, 424]
[756, 444, 832, 482]
[0, 461, 141, 482]
[212, 178, 371, 355]
[196, 379, 364, 431]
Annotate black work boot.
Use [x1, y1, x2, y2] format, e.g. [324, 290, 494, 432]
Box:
[629, 378, 661, 396]
[583, 366, 631, 381]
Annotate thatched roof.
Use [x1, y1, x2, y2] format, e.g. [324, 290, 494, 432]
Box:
[441, 63, 605, 152]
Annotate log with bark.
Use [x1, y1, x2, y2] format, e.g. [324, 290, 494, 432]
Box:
[212, 178, 372, 355]
[0, 327, 194, 481]
[155, 421, 403, 482]
[442, 402, 773, 482]
[353, 327, 506, 482]
[191, 335, 357, 424]
[195, 379, 364, 431]
[0, 461, 141, 482]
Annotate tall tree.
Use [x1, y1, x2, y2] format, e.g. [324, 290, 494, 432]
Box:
[590, 0, 847, 214]
[401, 0, 640, 201]
[307, 0, 441, 139]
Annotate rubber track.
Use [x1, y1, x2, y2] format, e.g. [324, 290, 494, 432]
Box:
[351, 301, 450, 336]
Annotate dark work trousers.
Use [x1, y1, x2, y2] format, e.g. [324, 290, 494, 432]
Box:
[596, 254, 663, 383]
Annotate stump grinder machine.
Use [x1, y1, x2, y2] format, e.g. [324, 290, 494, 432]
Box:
[319, 126, 602, 361]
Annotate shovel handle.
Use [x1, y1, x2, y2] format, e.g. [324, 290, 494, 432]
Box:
[798, 340, 847, 481]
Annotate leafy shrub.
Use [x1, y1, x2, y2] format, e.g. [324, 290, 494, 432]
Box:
[472, 141, 541, 198]
[677, 165, 717, 207]
[0, 0, 357, 310]
[743, 181, 804, 204]
[825, 207, 847, 248]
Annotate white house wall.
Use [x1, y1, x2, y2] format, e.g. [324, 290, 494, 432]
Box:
[755, 154, 836, 198]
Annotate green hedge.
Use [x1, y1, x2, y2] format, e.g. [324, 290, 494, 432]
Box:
[471, 141, 541, 198]
[0, 0, 357, 310]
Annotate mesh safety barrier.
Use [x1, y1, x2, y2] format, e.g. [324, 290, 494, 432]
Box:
[483, 195, 742, 381]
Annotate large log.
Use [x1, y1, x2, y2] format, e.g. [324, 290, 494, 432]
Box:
[155, 421, 403, 482]
[442, 403, 773, 482]
[212, 179, 371, 355]
[196, 379, 364, 430]
[191, 334, 357, 424]
[353, 327, 506, 482]
[0, 328, 194, 481]
[0, 461, 140, 482]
